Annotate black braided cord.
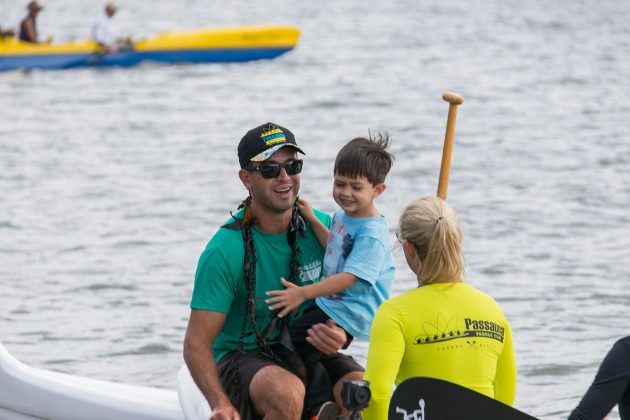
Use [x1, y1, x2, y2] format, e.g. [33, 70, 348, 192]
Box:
[220, 197, 305, 417]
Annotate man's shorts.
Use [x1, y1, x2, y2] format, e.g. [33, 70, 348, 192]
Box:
[217, 349, 364, 419]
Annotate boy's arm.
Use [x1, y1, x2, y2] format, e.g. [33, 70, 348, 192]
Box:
[309, 216, 330, 249]
[266, 273, 357, 318]
[297, 197, 330, 248]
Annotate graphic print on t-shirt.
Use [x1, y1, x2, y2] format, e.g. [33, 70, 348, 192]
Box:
[336, 233, 354, 272]
[323, 217, 354, 300]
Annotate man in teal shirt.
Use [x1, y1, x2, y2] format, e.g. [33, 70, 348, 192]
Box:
[184, 122, 364, 420]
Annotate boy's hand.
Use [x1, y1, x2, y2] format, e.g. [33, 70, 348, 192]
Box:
[265, 278, 306, 318]
[296, 198, 316, 223]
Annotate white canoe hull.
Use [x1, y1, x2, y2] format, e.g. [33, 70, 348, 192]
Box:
[0, 341, 211, 420]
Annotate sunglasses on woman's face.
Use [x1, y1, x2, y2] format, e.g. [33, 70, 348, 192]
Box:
[249, 159, 303, 179]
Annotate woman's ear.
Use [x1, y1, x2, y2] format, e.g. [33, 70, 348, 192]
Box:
[402, 239, 415, 257]
[402, 239, 421, 274]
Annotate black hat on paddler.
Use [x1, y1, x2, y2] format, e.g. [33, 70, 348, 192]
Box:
[238, 122, 305, 168]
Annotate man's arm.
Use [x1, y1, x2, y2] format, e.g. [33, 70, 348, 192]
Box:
[266, 273, 357, 318]
[183, 309, 240, 420]
[568, 337, 630, 420]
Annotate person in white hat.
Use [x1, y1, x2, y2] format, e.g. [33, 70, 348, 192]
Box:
[91, 3, 131, 52]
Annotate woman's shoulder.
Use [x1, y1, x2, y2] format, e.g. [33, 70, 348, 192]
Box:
[381, 287, 427, 309]
[461, 282, 501, 300]
[456, 283, 511, 325]
[404, 282, 505, 311]
[373, 292, 409, 323]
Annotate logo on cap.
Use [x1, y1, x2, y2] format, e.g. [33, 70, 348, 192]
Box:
[260, 127, 288, 147]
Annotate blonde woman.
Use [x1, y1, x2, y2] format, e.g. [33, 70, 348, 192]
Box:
[362, 197, 516, 420]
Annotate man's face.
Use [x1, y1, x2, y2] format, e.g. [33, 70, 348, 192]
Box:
[240, 147, 301, 214]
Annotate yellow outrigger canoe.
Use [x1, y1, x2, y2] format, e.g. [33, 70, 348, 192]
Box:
[0, 25, 300, 71]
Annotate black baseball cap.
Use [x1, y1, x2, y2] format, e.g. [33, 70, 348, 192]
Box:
[238, 122, 305, 168]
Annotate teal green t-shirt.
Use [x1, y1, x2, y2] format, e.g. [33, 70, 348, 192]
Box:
[191, 208, 331, 362]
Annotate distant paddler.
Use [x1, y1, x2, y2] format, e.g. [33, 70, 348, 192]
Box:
[91, 2, 132, 53]
[17, 1, 52, 44]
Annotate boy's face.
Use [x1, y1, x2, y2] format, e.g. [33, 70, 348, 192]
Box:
[332, 173, 385, 218]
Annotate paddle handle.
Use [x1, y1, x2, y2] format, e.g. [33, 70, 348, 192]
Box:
[437, 92, 464, 199]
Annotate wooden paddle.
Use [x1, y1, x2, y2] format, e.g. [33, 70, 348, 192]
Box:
[437, 92, 464, 199]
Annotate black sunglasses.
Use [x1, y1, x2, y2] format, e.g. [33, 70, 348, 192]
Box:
[249, 159, 303, 179]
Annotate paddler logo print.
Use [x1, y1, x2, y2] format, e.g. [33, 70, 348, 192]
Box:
[413, 313, 505, 345]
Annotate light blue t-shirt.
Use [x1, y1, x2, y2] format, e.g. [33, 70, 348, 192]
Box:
[315, 209, 395, 340]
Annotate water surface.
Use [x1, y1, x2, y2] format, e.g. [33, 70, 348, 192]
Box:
[1, 1, 629, 418]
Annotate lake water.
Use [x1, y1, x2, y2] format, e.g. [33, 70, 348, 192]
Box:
[1, 0, 629, 418]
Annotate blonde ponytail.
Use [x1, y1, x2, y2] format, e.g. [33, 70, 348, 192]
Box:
[398, 197, 465, 284]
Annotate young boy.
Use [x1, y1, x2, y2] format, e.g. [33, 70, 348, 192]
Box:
[266, 133, 395, 419]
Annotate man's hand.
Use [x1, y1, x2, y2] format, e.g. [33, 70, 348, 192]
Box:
[306, 319, 347, 355]
[265, 278, 305, 318]
[210, 400, 240, 420]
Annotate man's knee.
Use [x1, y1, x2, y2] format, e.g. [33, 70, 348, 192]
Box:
[250, 365, 305, 418]
[333, 370, 364, 412]
[334, 370, 364, 393]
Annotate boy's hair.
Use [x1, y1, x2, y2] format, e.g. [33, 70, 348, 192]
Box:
[334, 132, 394, 185]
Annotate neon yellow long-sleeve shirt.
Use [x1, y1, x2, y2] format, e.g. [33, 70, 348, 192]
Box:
[362, 282, 516, 420]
